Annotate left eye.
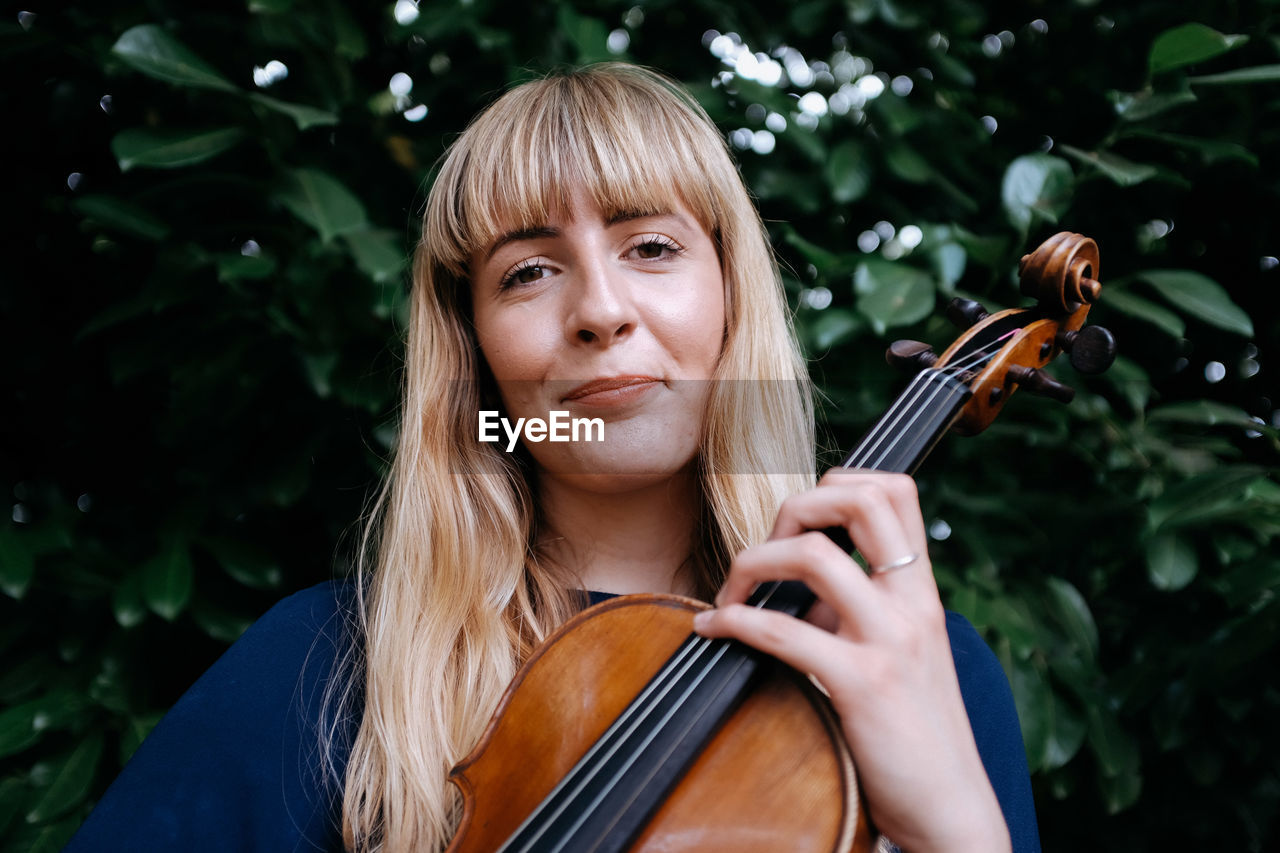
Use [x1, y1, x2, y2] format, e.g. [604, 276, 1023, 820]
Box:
[631, 238, 680, 260]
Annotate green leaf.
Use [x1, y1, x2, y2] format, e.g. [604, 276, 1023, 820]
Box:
[928, 242, 966, 292]
[930, 51, 975, 87]
[0, 527, 35, 599]
[119, 712, 163, 765]
[556, 5, 613, 63]
[806, 308, 862, 351]
[302, 351, 339, 399]
[1151, 681, 1193, 751]
[753, 170, 823, 213]
[985, 596, 1041, 660]
[1085, 704, 1140, 778]
[1044, 694, 1087, 771]
[25, 734, 104, 824]
[344, 228, 407, 285]
[205, 538, 282, 590]
[825, 140, 872, 204]
[111, 127, 246, 172]
[1098, 768, 1143, 814]
[0, 655, 51, 704]
[6, 815, 78, 853]
[29, 691, 90, 736]
[216, 253, 278, 283]
[1137, 270, 1254, 336]
[0, 777, 25, 836]
[192, 600, 254, 643]
[0, 701, 40, 758]
[884, 143, 932, 184]
[1001, 154, 1073, 233]
[1148, 23, 1247, 75]
[248, 93, 339, 130]
[1148, 401, 1263, 430]
[329, 1, 368, 59]
[1045, 578, 1099, 662]
[782, 227, 849, 274]
[1059, 145, 1158, 187]
[1100, 354, 1152, 413]
[1004, 653, 1050, 770]
[1148, 467, 1265, 532]
[1189, 64, 1280, 85]
[1146, 532, 1198, 591]
[1109, 87, 1198, 122]
[110, 24, 238, 92]
[111, 571, 147, 628]
[1119, 130, 1258, 167]
[142, 540, 194, 622]
[71, 195, 170, 241]
[276, 168, 368, 243]
[1101, 287, 1185, 338]
[853, 258, 935, 334]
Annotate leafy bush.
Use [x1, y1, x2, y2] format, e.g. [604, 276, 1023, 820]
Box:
[2, 1, 1277, 850]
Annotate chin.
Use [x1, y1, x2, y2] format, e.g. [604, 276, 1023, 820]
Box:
[531, 438, 701, 493]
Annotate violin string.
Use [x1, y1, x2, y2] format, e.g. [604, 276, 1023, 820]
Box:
[754, 328, 1016, 612]
[854, 329, 1017, 471]
[550, 642, 742, 850]
[576, 637, 769, 849]
[509, 328, 1020, 849]
[502, 631, 717, 851]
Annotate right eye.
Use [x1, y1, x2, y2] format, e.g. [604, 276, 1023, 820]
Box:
[501, 260, 552, 289]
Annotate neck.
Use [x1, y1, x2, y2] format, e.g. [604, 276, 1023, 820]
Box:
[535, 470, 701, 598]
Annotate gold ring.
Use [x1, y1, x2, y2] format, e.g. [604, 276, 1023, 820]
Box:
[870, 552, 919, 574]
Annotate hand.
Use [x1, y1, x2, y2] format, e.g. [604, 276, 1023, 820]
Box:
[692, 469, 1010, 853]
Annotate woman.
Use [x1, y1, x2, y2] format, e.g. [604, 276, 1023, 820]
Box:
[67, 64, 1037, 852]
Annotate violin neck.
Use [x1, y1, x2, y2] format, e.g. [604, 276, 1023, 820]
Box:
[747, 367, 971, 620]
[838, 367, 972, 475]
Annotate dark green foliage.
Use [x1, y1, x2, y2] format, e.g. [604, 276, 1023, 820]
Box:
[2, 0, 1278, 849]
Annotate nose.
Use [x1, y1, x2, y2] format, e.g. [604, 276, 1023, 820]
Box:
[566, 258, 635, 346]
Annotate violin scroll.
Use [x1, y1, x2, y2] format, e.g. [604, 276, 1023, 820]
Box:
[893, 231, 1117, 435]
[1018, 231, 1102, 314]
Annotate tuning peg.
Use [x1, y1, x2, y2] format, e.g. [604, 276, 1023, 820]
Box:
[945, 298, 990, 329]
[1056, 325, 1117, 374]
[1008, 365, 1075, 403]
[886, 340, 938, 374]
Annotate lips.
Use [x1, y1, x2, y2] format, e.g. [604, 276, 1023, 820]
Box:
[562, 376, 661, 404]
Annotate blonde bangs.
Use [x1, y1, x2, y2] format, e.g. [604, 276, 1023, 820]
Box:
[426, 65, 731, 278]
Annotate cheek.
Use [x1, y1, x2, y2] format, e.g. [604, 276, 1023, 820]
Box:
[474, 305, 554, 381]
[669, 269, 726, 371]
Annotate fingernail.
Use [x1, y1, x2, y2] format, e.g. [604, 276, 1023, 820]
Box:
[692, 611, 711, 631]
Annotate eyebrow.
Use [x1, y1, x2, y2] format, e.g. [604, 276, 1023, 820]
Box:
[483, 208, 680, 261]
[485, 226, 559, 261]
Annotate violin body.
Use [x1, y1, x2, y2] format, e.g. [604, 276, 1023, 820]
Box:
[446, 594, 872, 852]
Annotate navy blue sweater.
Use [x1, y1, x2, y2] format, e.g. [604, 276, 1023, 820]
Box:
[65, 583, 1040, 852]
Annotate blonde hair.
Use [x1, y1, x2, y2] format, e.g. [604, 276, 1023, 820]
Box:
[337, 64, 815, 852]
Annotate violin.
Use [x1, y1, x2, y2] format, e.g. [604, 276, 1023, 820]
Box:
[445, 232, 1116, 852]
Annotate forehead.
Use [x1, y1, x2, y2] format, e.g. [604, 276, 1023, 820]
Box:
[466, 163, 708, 259]
[481, 189, 710, 261]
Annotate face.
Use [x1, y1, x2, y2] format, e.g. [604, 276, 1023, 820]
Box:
[468, 189, 726, 490]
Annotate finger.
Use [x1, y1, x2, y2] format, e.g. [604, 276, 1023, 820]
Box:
[816, 469, 928, 557]
[714, 532, 884, 631]
[804, 599, 839, 633]
[767, 480, 919, 582]
[692, 602, 862, 692]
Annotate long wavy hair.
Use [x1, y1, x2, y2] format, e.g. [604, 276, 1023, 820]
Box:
[336, 64, 816, 852]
